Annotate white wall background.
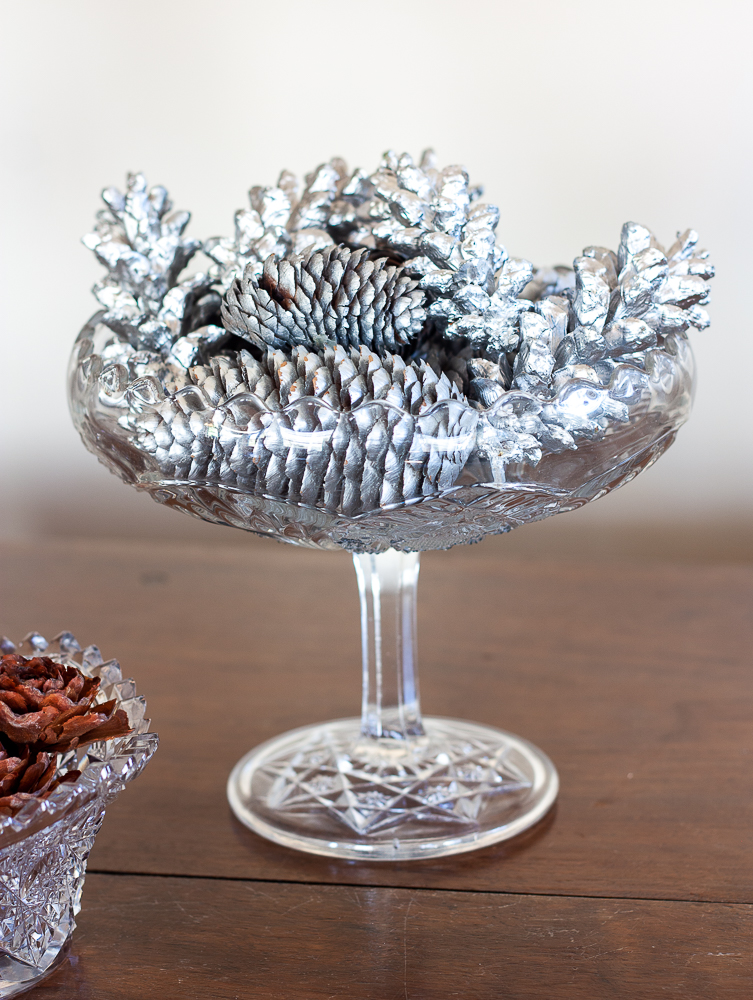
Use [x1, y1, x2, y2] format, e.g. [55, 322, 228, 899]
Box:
[0, 0, 750, 539]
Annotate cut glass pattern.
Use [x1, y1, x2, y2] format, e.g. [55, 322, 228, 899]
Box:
[257, 721, 532, 834]
[0, 632, 158, 998]
[229, 718, 555, 860]
[227, 552, 557, 860]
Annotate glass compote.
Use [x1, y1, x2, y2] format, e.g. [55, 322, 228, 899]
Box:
[68, 314, 693, 859]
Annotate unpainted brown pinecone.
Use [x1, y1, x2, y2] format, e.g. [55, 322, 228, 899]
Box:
[0, 654, 131, 756]
[221, 245, 427, 356]
[0, 746, 80, 817]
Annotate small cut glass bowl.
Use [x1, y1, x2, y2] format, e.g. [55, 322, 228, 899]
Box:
[0, 631, 158, 998]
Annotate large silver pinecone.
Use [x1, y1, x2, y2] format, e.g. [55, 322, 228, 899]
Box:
[184, 343, 466, 413]
[123, 343, 472, 514]
[222, 245, 427, 356]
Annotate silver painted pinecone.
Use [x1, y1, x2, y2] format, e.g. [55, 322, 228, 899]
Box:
[123, 343, 472, 514]
[222, 245, 427, 356]
[83, 172, 218, 353]
[203, 158, 359, 291]
[511, 224, 714, 395]
[161, 342, 466, 414]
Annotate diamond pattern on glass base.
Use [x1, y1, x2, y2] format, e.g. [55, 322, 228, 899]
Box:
[228, 717, 558, 861]
[262, 725, 532, 835]
[0, 792, 105, 978]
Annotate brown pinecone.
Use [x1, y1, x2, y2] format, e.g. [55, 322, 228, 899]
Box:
[221, 245, 427, 356]
[0, 654, 131, 756]
[0, 746, 80, 817]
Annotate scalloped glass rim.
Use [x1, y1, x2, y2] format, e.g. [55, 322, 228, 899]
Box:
[0, 638, 158, 848]
[70, 314, 694, 450]
[0, 733, 158, 850]
[153, 336, 690, 435]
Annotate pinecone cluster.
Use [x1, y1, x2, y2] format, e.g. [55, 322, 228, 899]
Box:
[0, 654, 131, 816]
[338, 149, 532, 353]
[202, 148, 532, 356]
[83, 150, 714, 514]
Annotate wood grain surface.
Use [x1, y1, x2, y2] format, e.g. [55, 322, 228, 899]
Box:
[1, 537, 751, 997]
[29, 875, 753, 1000]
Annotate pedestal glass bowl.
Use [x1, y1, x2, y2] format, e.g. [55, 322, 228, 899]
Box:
[68, 314, 693, 859]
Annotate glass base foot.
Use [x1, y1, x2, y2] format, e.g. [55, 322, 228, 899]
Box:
[227, 717, 558, 860]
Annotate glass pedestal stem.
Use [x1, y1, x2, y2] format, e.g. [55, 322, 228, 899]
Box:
[353, 550, 423, 741]
[227, 549, 559, 860]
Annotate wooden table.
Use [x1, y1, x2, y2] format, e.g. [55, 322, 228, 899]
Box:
[1, 537, 751, 998]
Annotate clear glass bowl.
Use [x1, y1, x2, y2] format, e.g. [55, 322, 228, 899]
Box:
[68, 318, 693, 860]
[0, 632, 158, 997]
[69, 315, 693, 553]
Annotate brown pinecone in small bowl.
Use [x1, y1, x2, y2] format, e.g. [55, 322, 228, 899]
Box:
[0, 653, 131, 816]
